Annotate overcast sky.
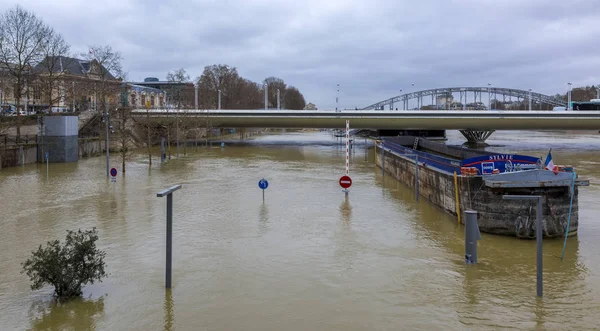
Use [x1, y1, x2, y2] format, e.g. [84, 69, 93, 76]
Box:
[7, 0, 600, 109]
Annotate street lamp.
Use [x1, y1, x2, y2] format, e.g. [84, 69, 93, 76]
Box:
[194, 84, 198, 110]
[567, 82, 572, 110]
[411, 83, 415, 109]
[596, 85, 600, 99]
[487, 83, 492, 110]
[218, 89, 221, 110]
[277, 88, 280, 110]
[336, 83, 339, 112]
[528, 88, 532, 111]
[264, 83, 268, 110]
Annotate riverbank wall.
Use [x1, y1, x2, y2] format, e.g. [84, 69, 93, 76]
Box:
[375, 137, 580, 238]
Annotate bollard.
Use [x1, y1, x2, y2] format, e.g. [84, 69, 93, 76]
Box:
[161, 137, 166, 163]
[464, 210, 481, 264]
[503, 195, 543, 297]
[157, 185, 182, 289]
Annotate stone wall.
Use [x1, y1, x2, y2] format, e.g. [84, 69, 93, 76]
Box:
[376, 144, 578, 238]
[79, 139, 104, 158]
[0, 146, 38, 169]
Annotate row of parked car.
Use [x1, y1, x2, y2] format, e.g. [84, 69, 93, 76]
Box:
[1, 106, 72, 116]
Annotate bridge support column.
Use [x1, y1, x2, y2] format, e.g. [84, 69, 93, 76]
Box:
[459, 130, 495, 147]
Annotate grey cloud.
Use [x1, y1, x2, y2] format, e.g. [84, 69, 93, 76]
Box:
[8, 0, 600, 108]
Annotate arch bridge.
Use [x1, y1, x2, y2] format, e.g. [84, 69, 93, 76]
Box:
[361, 87, 568, 144]
[362, 87, 566, 111]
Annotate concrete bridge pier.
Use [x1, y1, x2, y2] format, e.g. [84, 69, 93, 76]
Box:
[459, 130, 495, 146]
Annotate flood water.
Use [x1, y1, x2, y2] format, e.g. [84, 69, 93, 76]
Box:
[1, 130, 599, 330]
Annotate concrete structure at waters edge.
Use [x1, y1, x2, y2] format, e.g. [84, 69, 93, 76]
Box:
[43, 116, 78, 163]
[375, 137, 588, 238]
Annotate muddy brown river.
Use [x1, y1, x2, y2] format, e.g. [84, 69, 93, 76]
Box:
[0, 130, 599, 330]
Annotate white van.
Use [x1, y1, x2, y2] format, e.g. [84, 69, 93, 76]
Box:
[51, 107, 70, 113]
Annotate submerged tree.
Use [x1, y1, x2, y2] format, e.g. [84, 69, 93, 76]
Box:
[21, 228, 107, 299]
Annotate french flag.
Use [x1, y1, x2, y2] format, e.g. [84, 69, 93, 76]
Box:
[544, 150, 558, 174]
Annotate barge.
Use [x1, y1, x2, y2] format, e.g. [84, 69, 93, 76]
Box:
[376, 137, 589, 238]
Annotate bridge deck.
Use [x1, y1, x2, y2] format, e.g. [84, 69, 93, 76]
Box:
[130, 110, 600, 130]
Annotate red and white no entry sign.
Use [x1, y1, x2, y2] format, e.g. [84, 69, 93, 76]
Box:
[339, 175, 352, 189]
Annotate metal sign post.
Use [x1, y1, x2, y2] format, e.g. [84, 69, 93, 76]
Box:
[45, 152, 49, 177]
[258, 178, 269, 202]
[105, 104, 110, 177]
[110, 167, 117, 192]
[503, 195, 543, 297]
[344, 120, 350, 195]
[157, 184, 182, 289]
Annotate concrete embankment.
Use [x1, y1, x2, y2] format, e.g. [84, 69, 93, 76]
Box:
[375, 138, 579, 238]
[0, 138, 104, 169]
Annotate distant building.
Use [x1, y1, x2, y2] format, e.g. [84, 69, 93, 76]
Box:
[131, 77, 195, 108]
[32, 56, 121, 112]
[304, 102, 317, 110]
[436, 93, 453, 109]
[120, 83, 166, 108]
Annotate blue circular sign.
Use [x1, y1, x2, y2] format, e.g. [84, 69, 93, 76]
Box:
[258, 178, 268, 190]
[110, 167, 117, 177]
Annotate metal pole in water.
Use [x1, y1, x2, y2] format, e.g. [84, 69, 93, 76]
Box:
[503, 195, 543, 297]
[105, 104, 109, 177]
[161, 137, 166, 163]
[415, 155, 419, 202]
[166, 193, 172, 288]
[536, 196, 543, 298]
[464, 210, 481, 264]
[157, 185, 182, 289]
[364, 138, 367, 162]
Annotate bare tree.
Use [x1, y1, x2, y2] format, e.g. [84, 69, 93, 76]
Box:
[197, 64, 239, 109]
[115, 106, 135, 173]
[35, 30, 71, 111]
[166, 68, 191, 157]
[166, 68, 191, 108]
[264, 77, 286, 109]
[145, 102, 153, 165]
[80, 45, 123, 114]
[0, 5, 50, 142]
[284, 86, 306, 110]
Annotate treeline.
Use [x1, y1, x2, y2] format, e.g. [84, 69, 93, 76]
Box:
[554, 85, 599, 103]
[167, 65, 306, 110]
[487, 85, 599, 110]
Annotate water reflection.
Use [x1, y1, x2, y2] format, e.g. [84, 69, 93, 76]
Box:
[258, 203, 269, 235]
[28, 296, 105, 331]
[339, 193, 352, 227]
[376, 156, 593, 328]
[164, 289, 173, 331]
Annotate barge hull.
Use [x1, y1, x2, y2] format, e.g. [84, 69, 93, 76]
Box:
[376, 139, 580, 238]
